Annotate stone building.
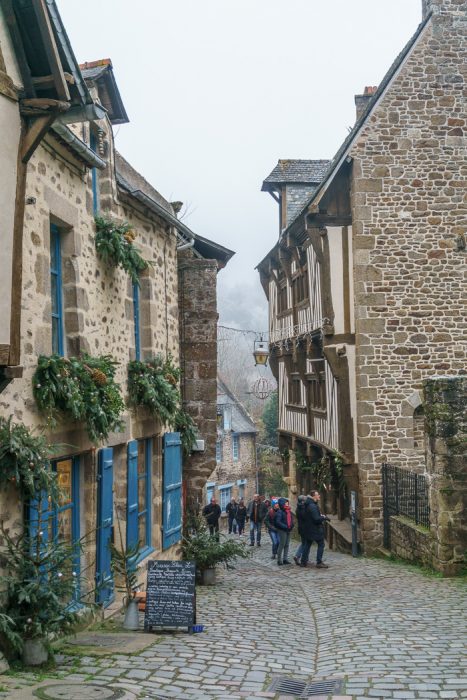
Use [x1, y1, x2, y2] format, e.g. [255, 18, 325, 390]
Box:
[0, 1, 232, 609]
[204, 378, 258, 512]
[257, 0, 466, 560]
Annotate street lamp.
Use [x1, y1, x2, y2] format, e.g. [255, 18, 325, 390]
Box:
[253, 338, 269, 367]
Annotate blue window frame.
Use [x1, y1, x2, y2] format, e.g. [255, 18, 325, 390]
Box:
[232, 434, 240, 462]
[29, 456, 81, 602]
[237, 479, 246, 500]
[219, 484, 232, 512]
[127, 439, 153, 561]
[90, 130, 100, 215]
[133, 281, 141, 360]
[206, 483, 215, 503]
[216, 439, 222, 464]
[50, 224, 64, 355]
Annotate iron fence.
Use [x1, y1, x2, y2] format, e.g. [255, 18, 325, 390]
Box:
[382, 463, 430, 549]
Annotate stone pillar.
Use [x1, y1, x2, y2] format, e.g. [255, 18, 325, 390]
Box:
[424, 376, 467, 576]
[178, 257, 219, 514]
[284, 449, 298, 501]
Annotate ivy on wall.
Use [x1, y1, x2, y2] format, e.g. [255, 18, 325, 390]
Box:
[128, 354, 197, 455]
[33, 354, 125, 443]
[95, 215, 149, 285]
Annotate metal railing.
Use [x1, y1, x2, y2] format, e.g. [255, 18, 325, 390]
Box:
[382, 463, 430, 548]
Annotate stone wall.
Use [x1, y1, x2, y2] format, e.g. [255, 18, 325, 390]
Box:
[208, 431, 257, 506]
[0, 109, 182, 591]
[178, 256, 219, 512]
[389, 515, 433, 568]
[425, 376, 466, 576]
[350, 4, 466, 550]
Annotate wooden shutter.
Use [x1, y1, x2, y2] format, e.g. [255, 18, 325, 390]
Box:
[96, 447, 114, 606]
[127, 440, 139, 550]
[163, 432, 182, 549]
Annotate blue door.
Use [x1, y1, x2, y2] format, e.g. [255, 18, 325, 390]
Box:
[162, 432, 182, 549]
[96, 447, 114, 606]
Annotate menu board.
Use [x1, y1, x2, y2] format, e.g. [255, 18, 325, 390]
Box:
[144, 560, 196, 630]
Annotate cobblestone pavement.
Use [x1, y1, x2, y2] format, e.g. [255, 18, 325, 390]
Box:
[2, 543, 466, 699]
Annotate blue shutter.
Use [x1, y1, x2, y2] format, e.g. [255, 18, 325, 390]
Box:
[163, 432, 182, 549]
[96, 447, 114, 606]
[127, 440, 139, 549]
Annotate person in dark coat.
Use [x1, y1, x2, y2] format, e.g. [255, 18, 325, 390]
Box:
[235, 499, 247, 535]
[274, 497, 294, 565]
[265, 500, 280, 559]
[300, 490, 330, 568]
[226, 498, 238, 534]
[294, 495, 307, 565]
[247, 494, 268, 546]
[202, 498, 221, 540]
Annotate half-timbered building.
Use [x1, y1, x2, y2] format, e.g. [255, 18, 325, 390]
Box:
[257, 0, 466, 553]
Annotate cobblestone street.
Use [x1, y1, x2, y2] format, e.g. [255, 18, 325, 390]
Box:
[3, 544, 466, 700]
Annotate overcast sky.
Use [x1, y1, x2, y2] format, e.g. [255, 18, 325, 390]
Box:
[59, 0, 421, 333]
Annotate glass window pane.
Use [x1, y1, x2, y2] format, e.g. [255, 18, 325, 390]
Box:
[52, 317, 59, 354]
[138, 514, 146, 548]
[51, 274, 58, 314]
[57, 507, 72, 543]
[56, 460, 72, 505]
[138, 475, 146, 512]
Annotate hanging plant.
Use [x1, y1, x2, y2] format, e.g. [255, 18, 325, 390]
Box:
[174, 408, 198, 456]
[94, 215, 149, 285]
[0, 416, 60, 502]
[294, 449, 346, 495]
[128, 354, 197, 453]
[33, 354, 125, 443]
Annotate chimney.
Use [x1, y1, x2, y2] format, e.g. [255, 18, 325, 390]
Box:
[354, 86, 378, 121]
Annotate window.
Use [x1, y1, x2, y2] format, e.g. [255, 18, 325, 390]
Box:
[127, 439, 152, 558]
[219, 485, 232, 511]
[216, 439, 223, 464]
[292, 272, 309, 305]
[237, 479, 246, 500]
[90, 129, 100, 215]
[133, 281, 141, 360]
[278, 283, 288, 313]
[29, 457, 81, 600]
[308, 360, 326, 411]
[206, 484, 215, 502]
[288, 376, 302, 405]
[50, 224, 64, 355]
[232, 434, 240, 462]
[413, 405, 425, 450]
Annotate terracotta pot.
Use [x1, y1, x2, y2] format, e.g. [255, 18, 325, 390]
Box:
[21, 638, 48, 666]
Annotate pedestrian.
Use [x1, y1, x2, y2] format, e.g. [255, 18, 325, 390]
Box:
[300, 490, 330, 569]
[247, 493, 268, 546]
[202, 497, 221, 540]
[294, 495, 307, 565]
[265, 499, 280, 559]
[274, 497, 294, 565]
[235, 499, 247, 535]
[226, 497, 238, 534]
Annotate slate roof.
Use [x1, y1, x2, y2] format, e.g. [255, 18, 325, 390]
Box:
[217, 378, 257, 435]
[80, 59, 129, 125]
[262, 159, 331, 190]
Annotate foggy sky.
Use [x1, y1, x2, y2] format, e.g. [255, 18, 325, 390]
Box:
[58, 0, 422, 333]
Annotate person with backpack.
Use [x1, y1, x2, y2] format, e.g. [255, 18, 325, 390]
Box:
[274, 497, 295, 565]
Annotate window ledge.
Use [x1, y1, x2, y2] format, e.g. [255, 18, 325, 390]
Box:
[136, 546, 155, 566]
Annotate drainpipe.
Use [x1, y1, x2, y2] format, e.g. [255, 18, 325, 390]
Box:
[176, 238, 195, 252]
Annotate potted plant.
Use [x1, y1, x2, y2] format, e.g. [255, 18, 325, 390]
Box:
[0, 522, 82, 666]
[182, 519, 249, 585]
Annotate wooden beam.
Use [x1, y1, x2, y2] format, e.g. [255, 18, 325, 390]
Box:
[32, 72, 75, 88]
[8, 149, 27, 366]
[20, 97, 70, 117]
[0, 345, 10, 364]
[0, 0, 35, 97]
[21, 114, 57, 162]
[31, 0, 70, 101]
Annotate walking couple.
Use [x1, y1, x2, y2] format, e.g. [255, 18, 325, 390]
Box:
[264, 497, 295, 565]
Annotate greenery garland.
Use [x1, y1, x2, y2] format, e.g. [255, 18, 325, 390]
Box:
[295, 449, 346, 495]
[33, 354, 125, 443]
[95, 215, 149, 285]
[128, 354, 197, 455]
[0, 417, 60, 502]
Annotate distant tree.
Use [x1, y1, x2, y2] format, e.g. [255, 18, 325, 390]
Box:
[261, 391, 278, 447]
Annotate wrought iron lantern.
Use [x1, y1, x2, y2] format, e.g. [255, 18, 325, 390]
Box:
[253, 338, 269, 367]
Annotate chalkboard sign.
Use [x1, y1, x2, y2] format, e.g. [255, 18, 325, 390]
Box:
[144, 560, 196, 630]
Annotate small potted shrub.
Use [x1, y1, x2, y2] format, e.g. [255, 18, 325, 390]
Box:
[182, 520, 249, 585]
